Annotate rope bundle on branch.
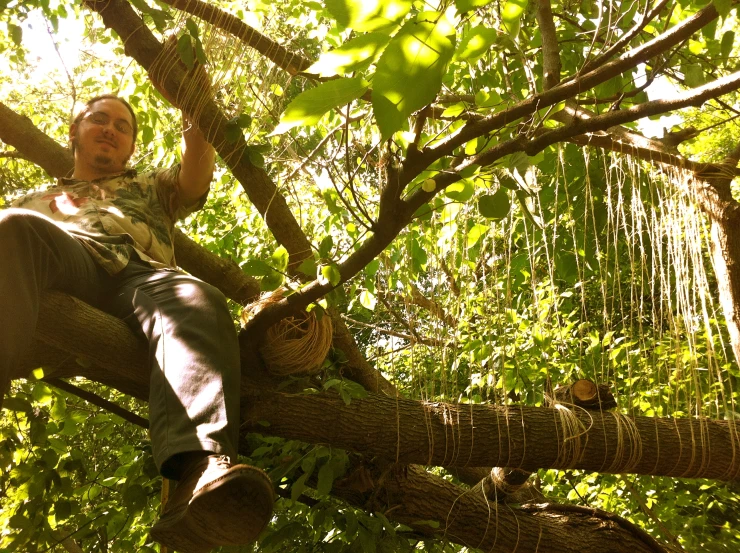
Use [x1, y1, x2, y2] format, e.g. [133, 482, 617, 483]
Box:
[242, 288, 333, 376]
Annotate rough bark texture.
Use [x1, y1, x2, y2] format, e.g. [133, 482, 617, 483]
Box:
[243, 390, 740, 480]
[693, 169, 740, 366]
[332, 465, 664, 553]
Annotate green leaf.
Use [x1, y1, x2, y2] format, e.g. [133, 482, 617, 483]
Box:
[3, 396, 32, 412]
[31, 383, 53, 405]
[455, 0, 495, 13]
[51, 394, 66, 420]
[237, 113, 253, 128]
[247, 147, 265, 168]
[176, 34, 194, 70]
[54, 500, 72, 520]
[478, 189, 510, 219]
[456, 26, 497, 61]
[224, 119, 243, 143]
[360, 289, 377, 310]
[242, 258, 273, 276]
[499, 175, 519, 190]
[298, 256, 318, 277]
[261, 272, 284, 291]
[308, 32, 392, 77]
[413, 519, 440, 528]
[683, 63, 704, 87]
[467, 223, 488, 248]
[123, 484, 147, 510]
[372, 13, 456, 140]
[185, 18, 199, 37]
[194, 37, 208, 65]
[501, 0, 528, 35]
[8, 23, 22, 47]
[319, 235, 334, 258]
[721, 31, 735, 63]
[272, 77, 369, 135]
[325, 0, 412, 31]
[317, 461, 335, 495]
[272, 246, 289, 273]
[291, 472, 309, 502]
[321, 264, 342, 286]
[444, 179, 474, 202]
[713, 0, 732, 18]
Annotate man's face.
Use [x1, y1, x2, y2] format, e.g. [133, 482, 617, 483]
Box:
[69, 98, 136, 176]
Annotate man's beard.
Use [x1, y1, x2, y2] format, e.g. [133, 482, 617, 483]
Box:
[93, 154, 114, 167]
[73, 135, 128, 172]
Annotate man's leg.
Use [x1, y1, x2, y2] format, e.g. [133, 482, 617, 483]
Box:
[101, 261, 240, 475]
[101, 261, 273, 550]
[0, 209, 103, 406]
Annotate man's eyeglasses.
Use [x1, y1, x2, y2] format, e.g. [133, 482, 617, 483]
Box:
[84, 111, 134, 135]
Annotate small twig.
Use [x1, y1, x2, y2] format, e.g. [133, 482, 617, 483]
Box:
[341, 314, 442, 347]
[45, 377, 149, 429]
[44, 17, 77, 122]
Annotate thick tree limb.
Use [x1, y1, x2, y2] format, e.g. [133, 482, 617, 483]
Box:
[243, 390, 740, 480]
[173, 232, 260, 304]
[21, 295, 740, 482]
[0, 101, 74, 177]
[331, 465, 666, 553]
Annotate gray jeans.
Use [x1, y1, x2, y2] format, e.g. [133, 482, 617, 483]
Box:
[0, 208, 240, 477]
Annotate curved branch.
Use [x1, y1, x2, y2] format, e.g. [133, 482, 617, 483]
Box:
[515, 70, 740, 160]
[156, 0, 312, 75]
[0, 100, 74, 177]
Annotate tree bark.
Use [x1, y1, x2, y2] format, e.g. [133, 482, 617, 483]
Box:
[693, 166, 740, 366]
[332, 465, 665, 553]
[243, 389, 740, 480]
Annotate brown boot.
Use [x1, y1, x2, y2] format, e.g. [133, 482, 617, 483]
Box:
[150, 455, 275, 553]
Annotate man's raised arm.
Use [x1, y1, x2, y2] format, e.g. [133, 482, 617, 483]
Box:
[151, 36, 216, 207]
[178, 114, 215, 207]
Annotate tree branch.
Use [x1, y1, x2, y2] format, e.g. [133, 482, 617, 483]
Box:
[535, 0, 561, 90]
[243, 389, 740, 480]
[580, 0, 673, 74]
[44, 377, 149, 429]
[413, 3, 719, 170]
[156, 0, 312, 75]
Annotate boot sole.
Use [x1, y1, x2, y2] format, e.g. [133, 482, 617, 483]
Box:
[151, 466, 274, 551]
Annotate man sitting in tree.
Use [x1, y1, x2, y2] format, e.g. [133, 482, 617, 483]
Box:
[0, 73, 274, 551]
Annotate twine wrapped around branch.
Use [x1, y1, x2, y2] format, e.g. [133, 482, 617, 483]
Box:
[242, 288, 333, 376]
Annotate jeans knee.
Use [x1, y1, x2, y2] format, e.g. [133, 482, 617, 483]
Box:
[0, 208, 54, 238]
[174, 276, 230, 315]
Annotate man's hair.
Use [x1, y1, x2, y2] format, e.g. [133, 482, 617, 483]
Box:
[70, 94, 138, 154]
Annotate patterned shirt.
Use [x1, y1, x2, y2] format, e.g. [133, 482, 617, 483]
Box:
[12, 165, 206, 274]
